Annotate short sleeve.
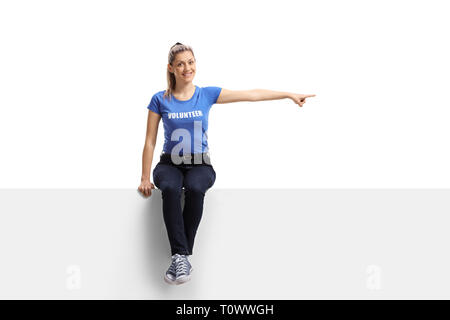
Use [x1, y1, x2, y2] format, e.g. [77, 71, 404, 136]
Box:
[147, 93, 161, 115]
[204, 86, 222, 105]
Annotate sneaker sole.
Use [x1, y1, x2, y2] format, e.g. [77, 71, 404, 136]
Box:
[175, 267, 194, 285]
[164, 274, 177, 285]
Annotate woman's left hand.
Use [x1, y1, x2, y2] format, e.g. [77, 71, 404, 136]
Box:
[290, 93, 316, 107]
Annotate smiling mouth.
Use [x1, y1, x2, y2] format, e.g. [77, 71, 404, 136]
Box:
[182, 72, 193, 76]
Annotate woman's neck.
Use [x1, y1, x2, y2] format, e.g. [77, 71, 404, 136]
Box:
[173, 83, 196, 99]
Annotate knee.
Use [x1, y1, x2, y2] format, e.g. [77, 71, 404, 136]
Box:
[158, 182, 183, 195]
[184, 184, 207, 194]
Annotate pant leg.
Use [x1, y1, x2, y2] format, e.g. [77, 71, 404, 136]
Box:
[152, 162, 190, 256]
[182, 165, 216, 255]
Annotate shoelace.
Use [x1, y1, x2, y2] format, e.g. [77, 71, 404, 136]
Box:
[175, 255, 190, 276]
[167, 258, 177, 275]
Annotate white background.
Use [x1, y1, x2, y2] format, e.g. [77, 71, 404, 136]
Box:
[1, 0, 449, 188]
[1, 1, 450, 300]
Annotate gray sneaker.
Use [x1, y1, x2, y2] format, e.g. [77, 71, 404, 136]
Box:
[164, 254, 179, 284]
[174, 254, 193, 285]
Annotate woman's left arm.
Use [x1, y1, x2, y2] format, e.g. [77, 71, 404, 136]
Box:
[216, 88, 316, 107]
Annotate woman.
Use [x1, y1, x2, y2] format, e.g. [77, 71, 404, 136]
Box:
[138, 42, 315, 285]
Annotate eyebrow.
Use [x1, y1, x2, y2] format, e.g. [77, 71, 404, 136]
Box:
[176, 59, 194, 64]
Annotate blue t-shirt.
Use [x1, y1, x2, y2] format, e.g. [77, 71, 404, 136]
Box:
[147, 85, 222, 155]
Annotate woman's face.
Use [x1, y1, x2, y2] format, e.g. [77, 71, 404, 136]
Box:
[168, 51, 196, 83]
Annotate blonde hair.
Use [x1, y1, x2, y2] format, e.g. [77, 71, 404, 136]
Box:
[163, 42, 196, 102]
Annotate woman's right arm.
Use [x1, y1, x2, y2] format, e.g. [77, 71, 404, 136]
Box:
[138, 110, 161, 197]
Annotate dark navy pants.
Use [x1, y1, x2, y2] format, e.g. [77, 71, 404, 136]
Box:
[153, 155, 216, 256]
